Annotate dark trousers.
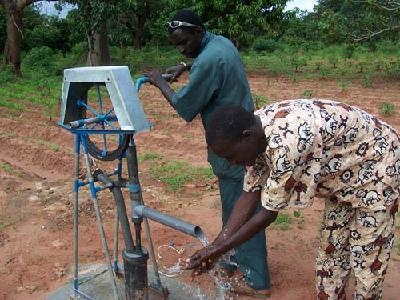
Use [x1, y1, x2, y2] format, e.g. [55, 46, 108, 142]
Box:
[218, 176, 271, 290]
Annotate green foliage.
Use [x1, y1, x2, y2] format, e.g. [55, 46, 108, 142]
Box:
[0, 162, 22, 177]
[253, 94, 272, 109]
[384, 59, 400, 79]
[361, 74, 373, 88]
[315, 0, 400, 45]
[168, 0, 288, 48]
[22, 46, 55, 69]
[336, 79, 351, 92]
[0, 65, 16, 84]
[253, 37, 280, 53]
[0, 99, 24, 111]
[293, 210, 301, 218]
[125, 46, 183, 73]
[379, 102, 395, 116]
[0, 70, 59, 117]
[0, 222, 7, 231]
[150, 160, 214, 191]
[342, 44, 356, 58]
[138, 152, 163, 162]
[300, 89, 314, 98]
[273, 212, 292, 230]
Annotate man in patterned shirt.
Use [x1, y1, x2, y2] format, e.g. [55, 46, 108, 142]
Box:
[185, 99, 399, 299]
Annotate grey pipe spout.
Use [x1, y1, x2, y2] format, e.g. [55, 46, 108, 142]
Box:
[133, 205, 208, 245]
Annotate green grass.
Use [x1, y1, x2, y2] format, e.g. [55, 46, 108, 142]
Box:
[253, 94, 272, 109]
[273, 212, 292, 230]
[0, 162, 23, 176]
[300, 89, 314, 98]
[379, 102, 396, 116]
[150, 160, 214, 191]
[138, 151, 163, 162]
[0, 222, 7, 231]
[0, 99, 24, 111]
[241, 43, 399, 80]
[0, 71, 60, 118]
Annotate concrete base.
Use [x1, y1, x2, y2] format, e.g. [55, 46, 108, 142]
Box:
[47, 264, 211, 300]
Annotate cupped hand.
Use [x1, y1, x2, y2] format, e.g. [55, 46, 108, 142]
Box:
[183, 245, 220, 280]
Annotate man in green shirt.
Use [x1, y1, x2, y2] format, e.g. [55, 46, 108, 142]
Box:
[146, 9, 271, 298]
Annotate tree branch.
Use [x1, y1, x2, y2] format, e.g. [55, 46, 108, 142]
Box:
[350, 24, 400, 41]
[24, 0, 59, 7]
[352, 0, 400, 11]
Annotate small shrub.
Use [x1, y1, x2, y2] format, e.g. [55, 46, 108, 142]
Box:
[138, 152, 163, 162]
[300, 89, 314, 98]
[384, 60, 400, 79]
[22, 46, 55, 69]
[253, 94, 272, 109]
[150, 160, 214, 191]
[0, 99, 24, 111]
[273, 212, 292, 230]
[336, 80, 351, 92]
[0, 65, 16, 84]
[253, 37, 280, 53]
[328, 56, 338, 68]
[342, 44, 355, 58]
[379, 102, 395, 116]
[0, 162, 22, 176]
[361, 75, 373, 88]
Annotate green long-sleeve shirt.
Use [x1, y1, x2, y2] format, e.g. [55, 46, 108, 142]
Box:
[171, 31, 254, 179]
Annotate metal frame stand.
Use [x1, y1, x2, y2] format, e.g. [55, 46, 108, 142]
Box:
[72, 133, 121, 300]
[60, 73, 204, 300]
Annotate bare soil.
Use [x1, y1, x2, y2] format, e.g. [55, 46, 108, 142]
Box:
[0, 74, 399, 300]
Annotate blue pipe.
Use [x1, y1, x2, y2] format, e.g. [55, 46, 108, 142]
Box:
[135, 77, 149, 93]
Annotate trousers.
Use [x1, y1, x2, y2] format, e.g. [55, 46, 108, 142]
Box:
[316, 198, 398, 299]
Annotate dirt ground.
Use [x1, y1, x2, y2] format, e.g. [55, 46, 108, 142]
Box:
[0, 74, 399, 300]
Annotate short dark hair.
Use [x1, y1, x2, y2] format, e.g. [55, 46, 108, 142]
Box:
[168, 9, 204, 34]
[206, 106, 255, 147]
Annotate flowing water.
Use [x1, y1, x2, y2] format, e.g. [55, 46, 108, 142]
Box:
[196, 235, 233, 300]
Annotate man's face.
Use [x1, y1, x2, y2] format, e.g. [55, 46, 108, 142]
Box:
[211, 135, 261, 167]
[170, 27, 203, 58]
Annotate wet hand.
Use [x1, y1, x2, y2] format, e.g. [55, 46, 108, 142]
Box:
[146, 69, 165, 87]
[183, 246, 219, 280]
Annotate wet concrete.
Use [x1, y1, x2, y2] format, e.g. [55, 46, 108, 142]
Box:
[47, 263, 212, 300]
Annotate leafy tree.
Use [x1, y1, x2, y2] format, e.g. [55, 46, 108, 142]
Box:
[165, 0, 288, 48]
[0, 0, 58, 76]
[64, 0, 118, 65]
[315, 0, 400, 44]
[113, 0, 163, 50]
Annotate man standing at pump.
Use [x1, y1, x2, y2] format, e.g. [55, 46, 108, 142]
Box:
[146, 9, 271, 298]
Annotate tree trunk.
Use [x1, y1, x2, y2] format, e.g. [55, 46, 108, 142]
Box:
[3, 4, 22, 76]
[132, 31, 142, 50]
[87, 22, 110, 66]
[120, 43, 127, 60]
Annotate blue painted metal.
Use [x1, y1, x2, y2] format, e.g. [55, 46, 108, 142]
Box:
[135, 76, 150, 93]
[127, 184, 141, 193]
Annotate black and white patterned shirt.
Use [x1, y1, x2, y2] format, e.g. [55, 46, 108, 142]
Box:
[243, 99, 400, 211]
